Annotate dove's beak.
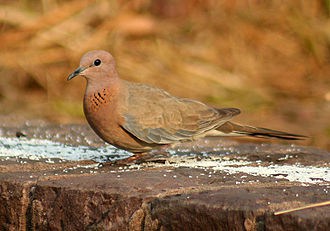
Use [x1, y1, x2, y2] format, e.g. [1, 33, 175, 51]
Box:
[67, 66, 87, 80]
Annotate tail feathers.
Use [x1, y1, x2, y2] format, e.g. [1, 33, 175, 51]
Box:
[217, 122, 307, 140]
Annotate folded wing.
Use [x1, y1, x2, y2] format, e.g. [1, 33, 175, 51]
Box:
[119, 82, 240, 144]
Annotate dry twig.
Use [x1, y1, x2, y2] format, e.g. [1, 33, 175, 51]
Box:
[274, 201, 330, 215]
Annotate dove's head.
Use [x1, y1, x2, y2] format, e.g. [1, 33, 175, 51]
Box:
[67, 50, 118, 83]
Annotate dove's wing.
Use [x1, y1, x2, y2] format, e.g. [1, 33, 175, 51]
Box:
[119, 81, 240, 144]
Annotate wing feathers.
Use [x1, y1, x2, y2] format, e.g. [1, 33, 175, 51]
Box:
[119, 82, 240, 144]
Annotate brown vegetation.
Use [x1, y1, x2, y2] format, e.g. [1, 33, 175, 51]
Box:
[0, 0, 329, 149]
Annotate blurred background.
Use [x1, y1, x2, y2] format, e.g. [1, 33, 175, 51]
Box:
[0, 0, 329, 149]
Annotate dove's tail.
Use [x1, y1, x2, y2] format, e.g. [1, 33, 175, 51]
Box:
[216, 122, 306, 140]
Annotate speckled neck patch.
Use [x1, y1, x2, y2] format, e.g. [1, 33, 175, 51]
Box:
[89, 88, 111, 112]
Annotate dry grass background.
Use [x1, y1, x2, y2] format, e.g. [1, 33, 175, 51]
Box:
[0, 0, 329, 149]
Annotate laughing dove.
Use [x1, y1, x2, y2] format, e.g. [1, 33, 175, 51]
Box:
[68, 50, 305, 154]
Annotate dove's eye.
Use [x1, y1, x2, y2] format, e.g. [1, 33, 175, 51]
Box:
[94, 59, 101, 66]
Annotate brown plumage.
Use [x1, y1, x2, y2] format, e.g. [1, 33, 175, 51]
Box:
[68, 50, 305, 154]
